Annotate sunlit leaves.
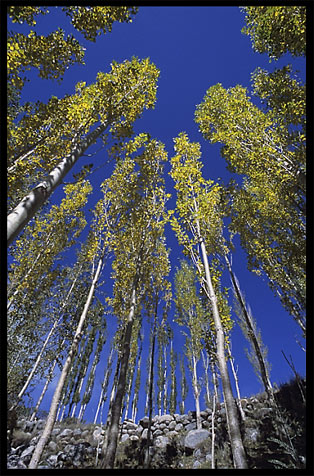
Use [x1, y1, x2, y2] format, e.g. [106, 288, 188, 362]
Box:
[241, 6, 306, 60]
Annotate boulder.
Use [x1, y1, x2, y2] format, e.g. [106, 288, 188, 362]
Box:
[175, 423, 184, 432]
[185, 422, 197, 431]
[121, 434, 129, 443]
[20, 445, 35, 460]
[159, 414, 173, 424]
[193, 460, 201, 469]
[139, 416, 150, 428]
[129, 435, 139, 441]
[184, 429, 210, 450]
[168, 420, 177, 430]
[155, 436, 169, 448]
[73, 428, 82, 437]
[58, 428, 73, 438]
[48, 440, 58, 452]
[47, 454, 58, 467]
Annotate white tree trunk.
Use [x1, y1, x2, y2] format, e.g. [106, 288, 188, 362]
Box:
[28, 256, 103, 468]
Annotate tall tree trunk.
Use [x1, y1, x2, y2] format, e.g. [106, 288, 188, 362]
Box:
[10, 316, 60, 411]
[30, 359, 57, 422]
[163, 347, 168, 414]
[227, 343, 246, 422]
[192, 353, 202, 430]
[28, 255, 103, 468]
[102, 284, 137, 469]
[225, 255, 273, 399]
[198, 232, 247, 469]
[201, 350, 211, 409]
[94, 346, 114, 424]
[7, 121, 109, 246]
[144, 297, 158, 469]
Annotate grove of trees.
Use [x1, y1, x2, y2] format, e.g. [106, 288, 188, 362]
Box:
[6, 5, 306, 470]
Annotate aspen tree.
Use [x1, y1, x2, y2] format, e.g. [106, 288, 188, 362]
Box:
[170, 133, 247, 469]
[179, 355, 188, 414]
[28, 228, 107, 468]
[174, 260, 205, 429]
[99, 134, 169, 468]
[241, 6, 306, 59]
[195, 82, 305, 332]
[226, 255, 273, 398]
[7, 58, 159, 245]
[94, 345, 114, 424]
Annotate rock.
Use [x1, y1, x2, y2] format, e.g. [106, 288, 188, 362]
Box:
[175, 423, 184, 432]
[205, 453, 212, 463]
[23, 421, 36, 433]
[159, 423, 167, 430]
[48, 440, 58, 452]
[17, 460, 28, 469]
[81, 429, 89, 438]
[193, 460, 201, 469]
[168, 420, 177, 430]
[73, 428, 82, 437]
[139, 416, 150, 428]
[155, 436, 169, 448]
[129, 435, 139, 441]
[153, 429, 163, 437]
[185, 422, 197, 431]
[163, 428, 169, 434]
[188, 410, 196, 420]
[200, 410, 209, 418]
[47, 454, 58, 467]
[51, 428, 61, 436]
[93, 428, 104, 442]
[244, 426, 260, 443]
[202, 420, 211, 429]
[35, 419, 45, 429]
[185, 429, 210, 450]
[125, 421, 137, 430]
[59, 428, 73, 438]
[136, 424, 144, 434]
[141, 428, 148, 439]
[121, 434, 129, 442]
[167, 431, 178, 438]
[159, 414, 173, 424]
[20, 445, 35, 459]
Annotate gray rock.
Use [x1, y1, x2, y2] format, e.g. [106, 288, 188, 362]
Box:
[93, 428, 104, 442]
[193, 460, 202, 469]
[153, 429, 163, 437]
[48, 440, 58, 452]
[125, 421, 137, 430]
[121, 433, 130, 443]
[168, 420, 177, 430]
[136, 424, 144, 434]
[81, 429, 90, 438]
[139, 416, 150, 428]
[188, 410, 196, 420]
[163, 428, 169, 434]
[159, 414, 173, 424]
[59, 428, 73, 438]
[175, 423, 184, 432]
[200, 410, 209, 418]
[20, 445, 35, 459]
[244, 427, 260, 443]
[23, 421, 36, 433]
[17, 460, 28, 469]
[129, 435, 139, 441]
[73, 428, 82, 437]
[205, 453, 212, 463]
[185, 422, 197, 431]
[52, 428, 61, 436]
[47, 454, 58, 467]
[141, 428, 148, 439]
[185, 429, 210, 450]
[167, 431, 178, 438]
[159, 423, 167, 430]
[202, 420, 211, 429]
[155, 436, 169, 448]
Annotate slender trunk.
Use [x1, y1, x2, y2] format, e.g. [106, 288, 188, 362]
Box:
[197, 231, 247, 469]
[144, 297, 158, 468]
[102, 353, 121, 456]
[201, 350, 211, 409]
[94, 346, 114, 424]
[226, 256, 273, 399]
[28, 256, 103, 468]
[192, 353, 201, 430]
[10, 317, 60, 411]
[30, 359, 57, 421]
[7, 121, 109, 246]
[8, 136, 48, 174]
[102, 284, 137, 469]
[163, 347, 168, 414]
[211, 381, 216, 469]
[227, 343, 246, 422]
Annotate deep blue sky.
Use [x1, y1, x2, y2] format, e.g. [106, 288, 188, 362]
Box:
[9, 6, 306, 423]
